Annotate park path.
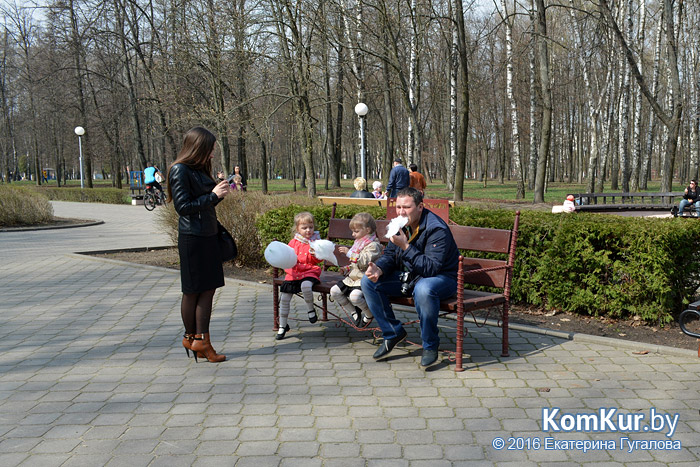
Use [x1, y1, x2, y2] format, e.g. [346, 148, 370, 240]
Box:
[0, 201, 698, 466]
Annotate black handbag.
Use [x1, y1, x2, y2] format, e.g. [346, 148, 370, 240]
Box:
[217, 221, 238, 262]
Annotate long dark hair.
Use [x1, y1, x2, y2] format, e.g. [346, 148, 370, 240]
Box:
[167, 127, 217, 200]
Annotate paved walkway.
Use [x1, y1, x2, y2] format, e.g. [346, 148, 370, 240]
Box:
[1, 201, 699, 466]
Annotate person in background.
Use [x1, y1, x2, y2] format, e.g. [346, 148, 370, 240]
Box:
[678, 180, 700, 217]
[234, 165, 247, 191]
[386, 158, 410, 198]
[144, 162, 164, 195]
[168, 127, 231, 363]
[408, 163, 426, 195]
[350, 177, 375, 198]
[230, 174, 244, 191]
[563, 195, 576, 213]
[372, 181, 385, 199]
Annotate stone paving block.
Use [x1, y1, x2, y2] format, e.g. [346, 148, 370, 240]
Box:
[277, 441, 320, 457]
[61, 454, 113, 467]
[104, 455, 155, 467]
[31, 438, 82, 453]
[364, 459, 408, 467]
[199, 426, 242, 441]
[317, 442, 361, 458]
[234, 440, 279, 456]
[280, 459, 322, 467]
[113, 438, 158, 456]
[42, 424, 90, 438]
[17, 454, 71, 467]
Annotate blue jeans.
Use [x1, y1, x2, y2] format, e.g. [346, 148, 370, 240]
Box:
[361, 272, 457, 350]
[679, 199, 700, 216]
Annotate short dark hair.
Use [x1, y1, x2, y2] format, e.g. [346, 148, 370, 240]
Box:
[394, 158, 403, 164]
[691, 180, 697, 185]
[409, 163, 418, 172]
[396, 187, 423, 206]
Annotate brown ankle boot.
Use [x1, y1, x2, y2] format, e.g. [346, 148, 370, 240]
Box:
[182, 333, 195, 358]
[190, 334, 226, 363]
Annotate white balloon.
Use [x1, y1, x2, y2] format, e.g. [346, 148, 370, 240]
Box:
[310, 239, 338, 266]
[264, 241, 298, 269]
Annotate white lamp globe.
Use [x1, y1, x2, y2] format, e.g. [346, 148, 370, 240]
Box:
[354, 103, 368, 117]
[74, 126, 85, 136]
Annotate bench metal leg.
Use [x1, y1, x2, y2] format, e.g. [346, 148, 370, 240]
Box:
[455, 304, 465, 372]
[273, 270, 280, 331]
[501, 302, 510, 357]
[321, 294, 329, 322]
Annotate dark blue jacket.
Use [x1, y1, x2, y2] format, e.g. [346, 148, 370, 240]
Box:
[386, 164, 410, 195]
[376, 209, 459, 280]
[169, 163, 222, 236]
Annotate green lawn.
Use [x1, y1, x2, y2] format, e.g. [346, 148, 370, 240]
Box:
[246, 178, 665, 205]
[9, 177, 667, 205]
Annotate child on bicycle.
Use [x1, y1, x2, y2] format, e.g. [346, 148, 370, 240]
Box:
[277, 212, 323, 340]
[330, 212, 382, 327]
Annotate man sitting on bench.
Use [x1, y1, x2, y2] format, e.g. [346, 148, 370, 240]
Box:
[362, 187, 458, 368]
[678, 180, 700, 217]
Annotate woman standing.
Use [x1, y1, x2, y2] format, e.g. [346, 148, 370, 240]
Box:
[167, 127, 231, 362]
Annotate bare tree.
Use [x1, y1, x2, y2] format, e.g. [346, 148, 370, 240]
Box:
[599, 0, 683, 193]
[532, 0, 551, 204]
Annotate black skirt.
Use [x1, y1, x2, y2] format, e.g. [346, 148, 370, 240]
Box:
[178, 233, 225, 294]
[335, 280, 360, 297]
[280, 277, 321, 294]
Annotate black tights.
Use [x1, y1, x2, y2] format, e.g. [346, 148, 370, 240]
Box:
[181, 289, 216, 335]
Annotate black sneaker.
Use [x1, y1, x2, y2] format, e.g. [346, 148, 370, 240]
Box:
[373, 328, 408, 360]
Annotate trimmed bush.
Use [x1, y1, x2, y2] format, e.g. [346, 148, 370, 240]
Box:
[450, 207, 700, 325]
[0, 185, 54, 226]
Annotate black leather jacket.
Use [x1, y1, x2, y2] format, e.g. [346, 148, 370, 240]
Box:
[169, 163, 221, 236]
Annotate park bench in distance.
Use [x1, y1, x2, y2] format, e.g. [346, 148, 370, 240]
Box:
[570, 192, 685, 212]
[271, 202, 520, 372]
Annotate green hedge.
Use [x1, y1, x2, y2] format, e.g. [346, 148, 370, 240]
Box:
[0, 185, 54, 226]
[256, 204, 386, 247]
[258, 204, 700, 324]
[452, 207, 700, 324]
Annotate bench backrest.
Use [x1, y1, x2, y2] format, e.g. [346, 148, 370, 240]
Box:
[450, 224, 514, 288]
[386, 198, 450, 223]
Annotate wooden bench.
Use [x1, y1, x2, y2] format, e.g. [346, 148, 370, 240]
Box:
[570, 192, 685, 211]
[386, 198, 454, 223]
[318, 196, 386, 207]
[272, 210, 521, 372]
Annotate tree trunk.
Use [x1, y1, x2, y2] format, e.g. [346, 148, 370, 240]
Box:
[500, 0, 524, 198]
[533, 0, 551, 204]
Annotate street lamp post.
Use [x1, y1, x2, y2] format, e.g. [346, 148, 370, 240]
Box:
[354, 103, 368, 180]
[74, 126, 85, 189]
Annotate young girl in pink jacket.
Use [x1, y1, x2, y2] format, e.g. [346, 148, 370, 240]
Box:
[277, 212, 323, 340]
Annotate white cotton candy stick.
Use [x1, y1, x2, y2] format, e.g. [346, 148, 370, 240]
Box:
[310, 239, 338, 266]
[385, 216, 408, 239]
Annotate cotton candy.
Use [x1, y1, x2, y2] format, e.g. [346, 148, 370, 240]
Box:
[310, 239, 338, 266]
[264, 241, 298, 269]
[385, 216, 409, 239]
